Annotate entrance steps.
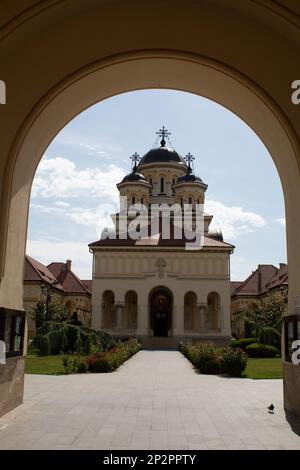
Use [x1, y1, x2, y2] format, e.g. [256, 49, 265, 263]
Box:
[141, 336, 179, 350]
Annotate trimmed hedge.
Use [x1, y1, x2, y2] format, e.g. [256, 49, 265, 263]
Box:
[230, 338, 257, 351]
[180, 341, 248, 377]
[245, 343, 278, 358]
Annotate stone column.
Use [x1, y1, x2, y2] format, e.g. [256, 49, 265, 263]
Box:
[136, 303, 148, 336]
[173, 292, 184, 336]
[198, 302, 206, 331]
[115, 302, 124, 331]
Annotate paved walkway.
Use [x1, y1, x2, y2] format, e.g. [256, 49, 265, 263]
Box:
[0, 351, 300, 450]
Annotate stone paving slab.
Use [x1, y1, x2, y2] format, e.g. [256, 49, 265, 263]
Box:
[0, 350, 300, 450]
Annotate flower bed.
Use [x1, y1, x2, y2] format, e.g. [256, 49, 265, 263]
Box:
[180, 341, 248, 377]
[62, 338, 141, 374]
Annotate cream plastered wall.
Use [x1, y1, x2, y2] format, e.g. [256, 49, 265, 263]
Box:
[91, 249, 231, 337]
[0, 0, 300, 417]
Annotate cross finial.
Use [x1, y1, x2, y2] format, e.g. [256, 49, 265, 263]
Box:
[130, 152, 140, 170]
[156, 126, 171, 147]
[185, 152, 195, 172]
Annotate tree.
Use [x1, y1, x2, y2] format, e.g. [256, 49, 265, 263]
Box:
[237, 292, 285, 338]
[31, 283, 68, 329]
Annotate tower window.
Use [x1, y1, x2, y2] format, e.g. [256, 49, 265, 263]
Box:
[172, 178, 175, 186]
[180, 198, 183, 208]
[149, 178, 152, 186]
[189, 197, 192, 205]
[141, 197, 144, 204]
[132, 196, 135, 205]
[160, 177, 165, 193]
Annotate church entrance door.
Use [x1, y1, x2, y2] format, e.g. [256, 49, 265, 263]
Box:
[150, 289, 172, 337]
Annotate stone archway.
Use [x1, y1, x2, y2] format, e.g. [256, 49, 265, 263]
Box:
[149, 287, 173, 337]
[0, 1, 300, 419]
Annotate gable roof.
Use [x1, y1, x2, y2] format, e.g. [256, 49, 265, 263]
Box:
[47, 261, 91, 294]
[24, 255, 64, 290]
[230, 281, 242, 295]
[232, 264, 278, 297]
[265, 264, 288, 292]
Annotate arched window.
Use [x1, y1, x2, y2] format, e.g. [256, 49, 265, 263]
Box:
[131, 195, 135, 205]
[160, 177, 165, 193]
[141, 197, 144, 204]
[206, 292, 220, 331]
[124, 291, 138, 329]
[184, 291, 197, 331]
[102, 290, 115, 328]
[188, 196, 192, 205]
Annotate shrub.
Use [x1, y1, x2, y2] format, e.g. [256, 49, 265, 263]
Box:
[181, 341, 222, 374]
[62, 354, 88, 374]
[245, 343, 278, 358]
[87, 338, 142, 373]
[222, 347, 248, 377]
[230, 338, 257, 351]
[33, 321, 113, 355]
[259, 327, 281, 350]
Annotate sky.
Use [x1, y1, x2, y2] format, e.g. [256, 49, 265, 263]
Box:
[26, 89, 286, 281]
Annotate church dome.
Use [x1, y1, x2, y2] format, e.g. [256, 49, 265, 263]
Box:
[138, 146, 186, 166]
[176, 173, 205, 184]
[121, 170, 147, 183]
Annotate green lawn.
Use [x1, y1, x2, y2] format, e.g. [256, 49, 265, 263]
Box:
[244, 358, 282, 379]
[25, 353, 283, 379]
[25, 354, 65, 375]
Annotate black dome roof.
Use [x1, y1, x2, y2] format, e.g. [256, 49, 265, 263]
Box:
[121, 170, 147, 183]
[139, 146, 186, 166]
[176, 173, 206, 185]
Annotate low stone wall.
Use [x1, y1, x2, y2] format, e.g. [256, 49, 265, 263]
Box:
[283, 362, 300, 420]
[0, 356, 25, 417]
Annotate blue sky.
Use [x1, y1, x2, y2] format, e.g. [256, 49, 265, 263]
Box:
[26, 89, 286, 280]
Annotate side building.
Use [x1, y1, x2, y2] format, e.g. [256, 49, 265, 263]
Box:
[231, 263, 288, 338]
[24, 256, 92, 337]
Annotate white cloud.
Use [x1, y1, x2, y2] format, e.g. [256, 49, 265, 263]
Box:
[55, 201, 70, 208]
[275, 217, 286, 227]
[26, 239, 92, 279]
[31, 157, 125, 202]
[206, 199, 266, 239]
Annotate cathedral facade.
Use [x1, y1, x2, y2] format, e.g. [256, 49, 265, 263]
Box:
[90, 128, 234, 347]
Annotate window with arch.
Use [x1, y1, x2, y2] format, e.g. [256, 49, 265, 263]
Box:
[160, 177, 165, 193]
[102, 290, 115, 328]
[131, 195, 136, 205]
[124, 290, 138, 329]
[206, 292, 220, 331]
[188, 196, 192, 205]
[184, 291, 197, 331]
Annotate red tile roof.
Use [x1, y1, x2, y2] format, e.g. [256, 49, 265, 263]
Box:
[24, 255, 91, 296]
[82, 280, 92, 292]
[232, 264, 279, 297]
[265, 264, 288, 292]
[47, 261, 91, 294]
[230, 281, 242, 295]
[89, 230, 233, 250]
[24, 255, 64, 290]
